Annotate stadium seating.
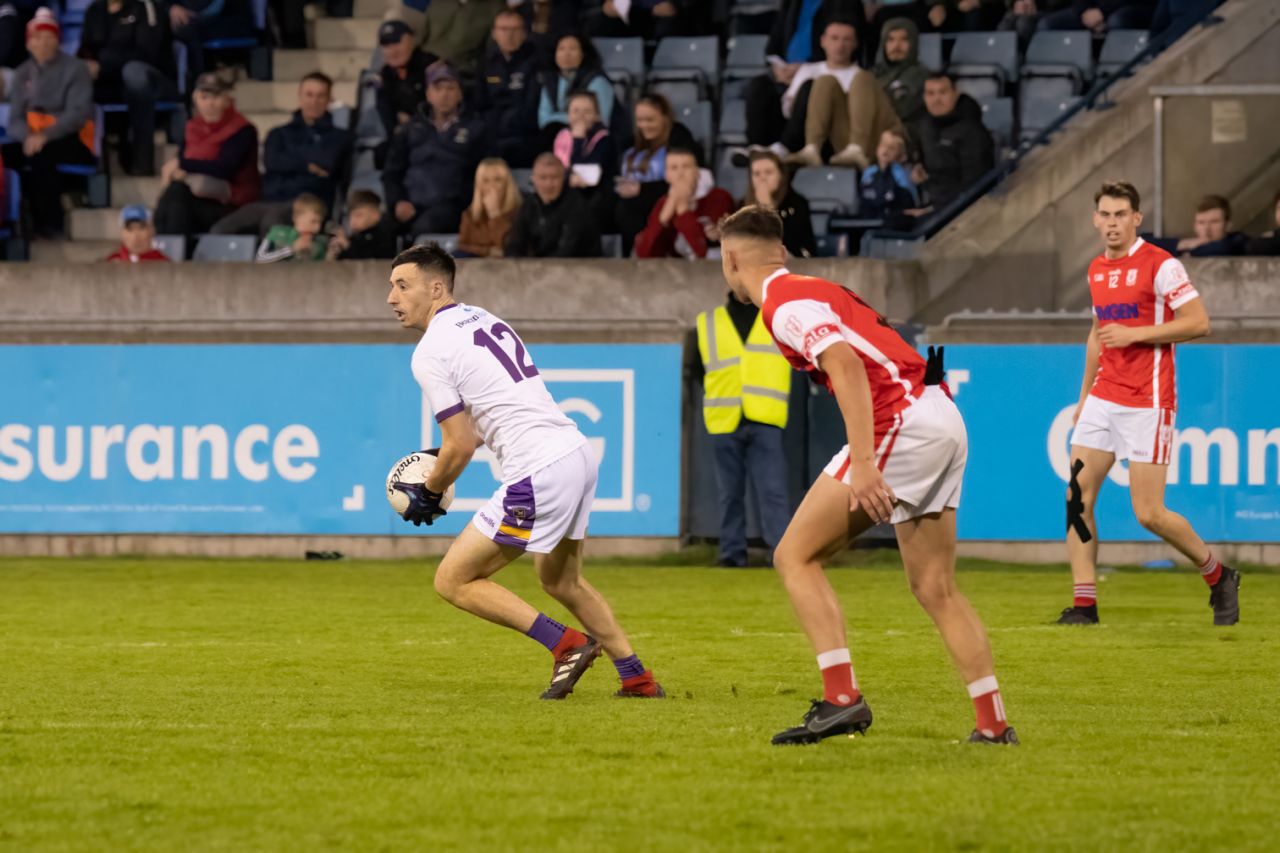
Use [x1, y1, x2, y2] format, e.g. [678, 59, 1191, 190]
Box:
[978, 97, 1015, 151]
[650, 36, 721, 102]
[948, 32, 1018, 99]
[723, 34, 768, 83]
[415, 233, 460, 254]
[1022, 32, 1094, 93]
[601, 233, 623, 258]
[594, 37, 645, 89]
[717, 99, 748, 149]
[677, 102, 714, 159]
[715, 153, 749, 203]
[511, 168, 534, 195]
[153, 234, 186, 262]
[1019, 95, 1081, 143]
[917, 32, 943, 73]
[193, 234, 256, 262]
[791, 167, 858, 214]
[1098, 30, 1151, 77]
[813, 233, 849, 257]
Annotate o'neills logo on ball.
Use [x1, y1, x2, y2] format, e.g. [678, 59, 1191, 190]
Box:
[389, 454, 422, 484]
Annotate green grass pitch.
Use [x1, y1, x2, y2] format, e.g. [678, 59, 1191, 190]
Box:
[1, 552, 1277, 850]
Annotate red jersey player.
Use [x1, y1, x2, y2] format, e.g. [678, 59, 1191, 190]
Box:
[718, 206, 1017, 746]
[1058, 182, 1240, 626]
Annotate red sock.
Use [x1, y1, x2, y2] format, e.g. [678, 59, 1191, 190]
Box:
[551, 627, 588, 659]
[1073, 583, 1097, 607]
[1199, 553, 1223, 587]
[621, 671, 661, 696]
[968, 676, 1008, 737]
[817, 649, 859, 706]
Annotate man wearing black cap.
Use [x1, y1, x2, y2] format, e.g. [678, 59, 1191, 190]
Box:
[383, 61, 490, 236]
[376, 19, 436, 141]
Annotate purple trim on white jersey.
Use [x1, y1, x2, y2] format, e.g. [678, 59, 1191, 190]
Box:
[494, 477, 536, 550]
[435, 401, 465, 423]
[435, 303, 460, 315]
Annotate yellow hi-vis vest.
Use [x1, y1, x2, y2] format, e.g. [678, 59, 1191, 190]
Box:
[695, 306, 791, 434]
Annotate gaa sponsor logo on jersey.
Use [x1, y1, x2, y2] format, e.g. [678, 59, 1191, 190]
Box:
[801, 323, 840, 360]
[1095, 303, 1140, 321]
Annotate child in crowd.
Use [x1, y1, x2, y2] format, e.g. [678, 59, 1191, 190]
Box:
[103, 206, 170, 263]
[327, 190, 400, 260]
[858, 129, 919, 227]
[257, 193, 329, 263]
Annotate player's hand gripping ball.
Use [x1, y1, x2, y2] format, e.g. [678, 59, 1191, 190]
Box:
[386, 450, 455, 525]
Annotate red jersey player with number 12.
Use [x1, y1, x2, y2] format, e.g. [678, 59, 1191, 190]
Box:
[718, 206, 1017, 746]
[1058, 182, 1240, 627]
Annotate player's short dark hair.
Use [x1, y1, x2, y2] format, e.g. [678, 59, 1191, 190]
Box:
[718, 205, 784, 243]
[1095, 181, 1141, 212]
[1196, 194, 1231, 220]
[924, 70, 956, 87]
[393, 243, 457, 292]
[300, 71, 333, 93]
[347, 189, 382, 211]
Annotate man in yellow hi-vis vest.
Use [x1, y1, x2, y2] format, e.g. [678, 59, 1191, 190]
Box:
[695, 294, 793, 567]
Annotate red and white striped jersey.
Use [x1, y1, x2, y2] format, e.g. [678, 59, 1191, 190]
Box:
[760, 269, 928, 443]
[1087, 237, 1200, 411]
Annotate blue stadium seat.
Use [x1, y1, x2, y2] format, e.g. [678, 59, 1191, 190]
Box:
[414, 233, 460, 254]
[1022, 32, 1093, 92]
[810, 211, 829, 237]
[1098, 30, 1150, 77]
[193, 234, 256, 262]
[724, 34, 768, 81]
[791, 166, 858, 214]
[677, 102, 713, 158]
[58, 0, 94, 24]
[948, 32, 1018, 97]
[715, 154, 749, 203]
[917, 32, 943, 72]
[1019, 95, 1080, 143]
[717, 98, 747, 147]
[977, 96, 1014, 151]
[594, 37, 645, 88]
[153, 234, 186, 262]
[650, 36, 720, 100]
[813, 233, 848, 257]
[648, 80, 702, 108]
[60, 24, 82, 56]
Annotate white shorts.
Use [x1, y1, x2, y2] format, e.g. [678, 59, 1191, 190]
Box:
[822, 386, 967, 524]
[1071, 395, 1175, 464]
[471, 443, 598, 554]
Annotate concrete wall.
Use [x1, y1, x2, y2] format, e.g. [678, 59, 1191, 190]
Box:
[915, 0, 1280, 322]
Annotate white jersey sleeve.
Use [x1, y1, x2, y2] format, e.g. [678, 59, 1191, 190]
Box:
[1154, 257, 1199, 309]
[770, 298, 845, 366]
[412, 351, 464, 423]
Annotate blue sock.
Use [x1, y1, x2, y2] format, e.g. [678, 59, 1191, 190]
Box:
[613, 654, 646, 681]
[526, 613, 567, 652]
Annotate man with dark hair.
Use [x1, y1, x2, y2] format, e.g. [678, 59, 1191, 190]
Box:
[1172, 194, 1247, 257]
[911, 72, 993, 211]
[504, 153, 600, 258]
[384, 62, 490, 236]
[376, 20, 436, 140]
[1056, 181, 1239, 627]
[385, 243, 665, 701]
[872, 17, 930, 129]
[717, 203, 1018, 746]
[473, 9, 539, 168]
[211, 72, 354, 236]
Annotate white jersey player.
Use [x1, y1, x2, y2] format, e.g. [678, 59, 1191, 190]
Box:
[386, 245, 663, 700]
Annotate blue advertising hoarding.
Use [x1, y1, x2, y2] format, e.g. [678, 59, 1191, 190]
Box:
[946, 345, 1279, 542]
[0, 344, 682, 536]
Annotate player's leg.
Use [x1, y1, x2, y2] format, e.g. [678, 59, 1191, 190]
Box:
[536, 538, 664, 698]
[770, 466, 878, 745]
[433, 525, 532, 628]
[895, 509, 1015, 743]
[1128, 461, 1240, 625]
[1061, 444, 1115, 624]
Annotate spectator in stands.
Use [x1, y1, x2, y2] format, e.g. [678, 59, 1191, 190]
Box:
[383, 62, 489, 236]
[168, 0, 256, 80]
[153, 72, 259, 244]
[926, 0, 1006, 32]
[1, 9, 95, 238]
[1244, 190, 1280, 256]
[859, 128, 919, 225]
[554, 90, 616, 217]
[911, 72, 992, 211]
[787, 24, 904, 169]
[415, 0, 506, 76]
[872, 18, 930, 130]
[537, 33, 612, 144]
[377, 20, 436, 141]
[509, 0, 581, 52]
[634, 148, 734, 259]
[474, 9, 539, 168]
[104, 204, 169, 262]
[256, 192, 328, 263]
[613, 93, 704, 255]
[458, 156, 521, 257]
[212, 72, 353, 237]
[505, 152, 600, 257]
[590, 0, 686, 41]
[0, 1, 41, 70]
[78, 0, 178, 177]
[326, 190, 400, 260]
[741, 18, 860, 166]
[766, 0, 868, 67]
[998, 0, 1073, 46]
[1171, 195, 1247, 257]
[741, 149, 816, 258]
[1038, 0, 1155, 32]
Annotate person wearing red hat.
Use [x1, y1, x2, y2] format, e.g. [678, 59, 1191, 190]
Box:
[0, 7, 96, 237]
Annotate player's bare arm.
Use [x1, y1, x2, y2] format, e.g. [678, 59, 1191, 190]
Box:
[426, 410, 479, 493]
[1097, 297, 1211, 348]
[816, 343, 896, 523]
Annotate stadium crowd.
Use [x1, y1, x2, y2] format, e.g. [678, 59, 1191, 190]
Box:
[0, 0, 1267, 262]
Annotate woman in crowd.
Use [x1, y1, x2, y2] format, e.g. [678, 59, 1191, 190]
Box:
[536, 32, 613, 145]
[741, 149, 816, 259]
[613, 93, 703, 255]
[457, 157, 523, 258]
[553, 90, 617, 221]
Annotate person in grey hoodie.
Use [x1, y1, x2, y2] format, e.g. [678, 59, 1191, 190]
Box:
[1, 8, 95, 236]
[872, 17, 931, 132]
